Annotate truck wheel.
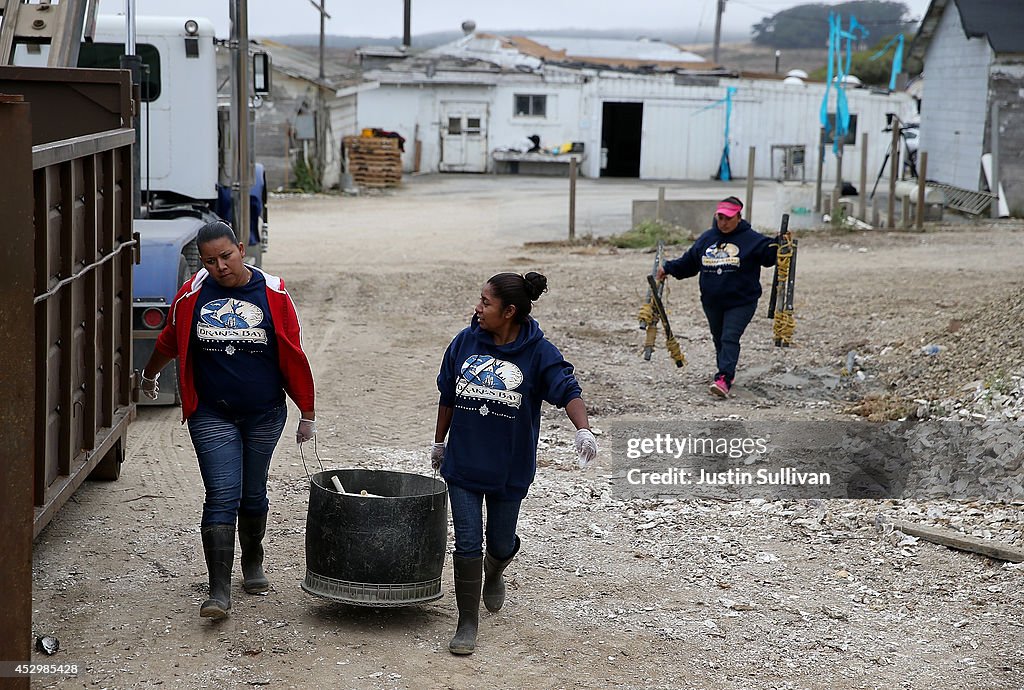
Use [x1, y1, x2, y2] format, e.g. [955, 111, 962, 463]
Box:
[90, 438, 124, 481]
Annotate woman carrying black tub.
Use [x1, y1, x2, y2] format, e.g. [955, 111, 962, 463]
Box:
[431, 271, 598, 655]
[139, 220, 316, 620]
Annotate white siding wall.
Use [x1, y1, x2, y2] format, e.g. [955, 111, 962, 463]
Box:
[919, 4, 993, 189]
[358, 69, 910, 183]
[326, 93, 358, 188]
[490, 81, 586, 152]
[589, 73, 909, 185]
[356, 86, 440, 173]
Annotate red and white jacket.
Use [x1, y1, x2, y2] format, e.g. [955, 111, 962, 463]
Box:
[155, 267, 316, 422]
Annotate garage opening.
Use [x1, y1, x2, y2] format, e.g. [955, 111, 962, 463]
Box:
[601, 102, 643, 178]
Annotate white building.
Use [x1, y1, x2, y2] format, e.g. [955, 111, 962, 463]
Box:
[355, 33, 912, 185]
[911, 0, 1024, 215]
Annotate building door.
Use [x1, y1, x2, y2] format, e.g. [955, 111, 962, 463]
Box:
[440, 103, 488, 172]
[601, 102, 643, 177]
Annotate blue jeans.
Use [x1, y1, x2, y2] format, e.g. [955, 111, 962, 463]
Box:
[187, 402, 287, 526]
[447, 483, 521, 560]
[701, 300, 758, 384]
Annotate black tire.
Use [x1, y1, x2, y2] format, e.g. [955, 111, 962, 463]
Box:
[90, 438, 124, 481]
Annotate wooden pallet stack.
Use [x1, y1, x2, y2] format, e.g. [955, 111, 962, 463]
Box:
[343, 135, 402, 188]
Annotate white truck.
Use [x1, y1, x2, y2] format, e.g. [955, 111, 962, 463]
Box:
[6, 1, 271, 404]
[8, 2, 270, 403]
[86, 13, 271, 403]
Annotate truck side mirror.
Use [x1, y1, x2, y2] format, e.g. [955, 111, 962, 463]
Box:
[253, 52, 271, 95]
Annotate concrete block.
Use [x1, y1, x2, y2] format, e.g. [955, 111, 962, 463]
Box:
[631, 199, 718, 232]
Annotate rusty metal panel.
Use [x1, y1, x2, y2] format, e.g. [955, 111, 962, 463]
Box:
[0, 66, 131, 145]
[0, 94, 36, 689]
[0, 68, 138, 536]
[30, 129, 137, 534]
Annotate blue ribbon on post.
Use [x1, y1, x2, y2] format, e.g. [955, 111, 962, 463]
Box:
[869, 33, 904, 91]
[694, 86, 738, 181]
[820, 13, 868, 152]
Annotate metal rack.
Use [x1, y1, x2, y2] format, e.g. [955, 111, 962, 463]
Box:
[771, 144, 807, 183]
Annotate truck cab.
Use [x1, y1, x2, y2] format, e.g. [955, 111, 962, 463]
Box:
[17, 14, 269, 404]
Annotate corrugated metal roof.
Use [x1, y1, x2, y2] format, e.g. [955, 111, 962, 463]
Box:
[911, 0, 1024, 59]
[416, 33, 719, 74]
[954, 0, 1024, 53]
[496, 35, 714, 71]
[524, 36, 705, 63]
[422, 34, 543, 71]
[256, 39, 359, 89]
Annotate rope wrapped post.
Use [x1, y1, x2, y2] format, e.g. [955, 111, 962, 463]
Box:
[768, 214, 797, 347]
[646, 275, 686, 368]
[637, 241, 665, 361]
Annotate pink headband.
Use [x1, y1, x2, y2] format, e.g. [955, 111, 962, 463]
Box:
[716, 201, 742, 217]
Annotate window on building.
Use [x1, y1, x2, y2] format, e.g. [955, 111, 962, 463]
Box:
[514, 94, 547, 118]
[466, 117, 481, 133]
[448, 117, 462, 134]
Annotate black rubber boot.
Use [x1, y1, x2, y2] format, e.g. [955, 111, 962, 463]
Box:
[448, 556, 483, 655]
[483, 536, 520, 613]
[237, 512, 270, 594]
[200, 524, 234, 619]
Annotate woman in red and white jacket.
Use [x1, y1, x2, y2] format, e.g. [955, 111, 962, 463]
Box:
[140, 220, 315, 620]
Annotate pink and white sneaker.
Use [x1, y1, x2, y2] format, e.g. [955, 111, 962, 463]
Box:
[709, 374, 730, 398]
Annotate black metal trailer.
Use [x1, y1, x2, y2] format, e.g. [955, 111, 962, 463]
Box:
[0, 67, 136, 682]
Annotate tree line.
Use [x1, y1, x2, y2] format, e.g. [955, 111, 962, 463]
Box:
[753, 1, 917, 50]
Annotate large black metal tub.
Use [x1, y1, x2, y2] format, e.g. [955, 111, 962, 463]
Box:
[302, 469, 448, 607]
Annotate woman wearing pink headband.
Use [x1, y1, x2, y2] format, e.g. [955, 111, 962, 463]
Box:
[656, 196, 778, 397]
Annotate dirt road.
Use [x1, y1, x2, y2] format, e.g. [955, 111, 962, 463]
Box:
[31, 175, 1024, 689]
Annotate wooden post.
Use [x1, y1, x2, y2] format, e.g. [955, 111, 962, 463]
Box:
[990, 101, 1000, 219]
[834, 140, 844, 200]
[859, 132, 868, 221]
[0, 95, 36, 690]
[887, 119, 901, 229]
[413, 123, 422, 173]
[916, 151, 928, 231]
[284, 127, 290, 190]
[568, 156, 577, 242]
[901, 195, 910, 229]
[921, 149, 929, 229]
[745, 146, 755, 220]
[815, 128, 825, 213]
[656, 186, 665, 222]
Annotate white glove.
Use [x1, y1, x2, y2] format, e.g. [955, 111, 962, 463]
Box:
[575, 429, 598, 468]
[296, 418, 316, 444]
[430, 442, 445, 470]
[140, 371, 160, 400]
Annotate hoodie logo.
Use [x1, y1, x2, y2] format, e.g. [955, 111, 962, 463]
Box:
[702, 242, 740, 269]
[457, 354, 524, 409]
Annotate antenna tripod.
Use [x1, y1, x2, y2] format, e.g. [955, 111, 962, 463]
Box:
[870, 120, 918, 200]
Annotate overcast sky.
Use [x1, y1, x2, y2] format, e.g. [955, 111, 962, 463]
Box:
[99, 0, 932, 39]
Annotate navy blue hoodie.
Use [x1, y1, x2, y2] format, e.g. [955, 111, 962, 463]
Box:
[437, 315, 582, 500]
[662, 219, 777, 308]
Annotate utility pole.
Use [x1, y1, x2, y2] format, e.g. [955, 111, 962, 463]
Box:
[713, 0, 726, 63]
[230, 0, 251, 244]
[403, 0, 412, 48]
[318, 0, 325, 186]
[308, 0, 330, 188]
